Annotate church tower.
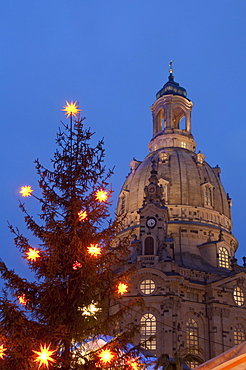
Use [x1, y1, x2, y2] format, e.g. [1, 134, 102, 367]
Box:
[115, 64, 246, 366]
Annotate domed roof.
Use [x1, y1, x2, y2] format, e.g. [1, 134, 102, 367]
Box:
[118, 147, 231, 222]
[156, 74, 187, 99]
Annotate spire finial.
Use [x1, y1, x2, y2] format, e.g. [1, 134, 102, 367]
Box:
[169, 60, 173, 75]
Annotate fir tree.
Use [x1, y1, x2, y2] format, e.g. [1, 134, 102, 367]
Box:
[0, 102, 142, 369]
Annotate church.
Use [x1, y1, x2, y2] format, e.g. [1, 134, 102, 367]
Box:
[114, 65, 246, 366]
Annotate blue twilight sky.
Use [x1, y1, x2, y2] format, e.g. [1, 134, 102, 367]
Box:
[0, 1, 246, 278]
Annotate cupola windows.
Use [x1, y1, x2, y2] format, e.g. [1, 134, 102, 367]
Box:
[218, 247, 230, 268]
[201, 183, 214, 208]
[140, 313, 157, 350]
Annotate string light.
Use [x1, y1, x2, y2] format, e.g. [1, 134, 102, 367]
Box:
[62, 101, 81, 118]
[26, 248, 40, 261]
[20, 186, 33, 197]
[87, 244, 101, 257]
[95, 189, 108, 203]
[33, 343, 56, 369]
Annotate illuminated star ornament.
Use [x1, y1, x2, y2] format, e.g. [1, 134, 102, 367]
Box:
[33, 343, 56, 369]
[73, 261, 82, 270]
[78, 210, 87, 221]
[98, 349, 114, 365]
[81, 302, 100, 317]
[20, 186, 33, 197]
[0, 344, 7, 359]
[117, 282, 128, 295]
[26, 248, 40, 261]
[87, 244, 101, 257]
[18, 294, 29, 306]
[62, 101, 81, 118]
[95, 189, 108, 203]
[127, 358, 141, 370]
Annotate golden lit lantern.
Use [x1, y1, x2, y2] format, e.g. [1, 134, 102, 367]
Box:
[95, 189, 108, 203]
[18, 294, 29, 305]
[98, 349, 114, 365]
[78, 210, 87, 221]
[117, 282, 128, 295]
[33, 343, 56, 369]
[73, 261, 82, 270]
[26, 248, 40, 261]
[0, 344, 7, 359]
[62, 101, 81, 118]
[87, 243, 101, 257]
[20, 186, 33, 197]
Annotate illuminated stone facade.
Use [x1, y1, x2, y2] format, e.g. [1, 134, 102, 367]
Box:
[115, 69, 246, 365]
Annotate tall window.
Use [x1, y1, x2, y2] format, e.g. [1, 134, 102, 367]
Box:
[140, 313, 156, 350]
[233, 286, 245, 306]
[234, 324, 245, 345]
[144, 236, 154, 255]
[205, 186, 212, 207]
[218, 247, 230, 268]
[186, 318, 199, 369]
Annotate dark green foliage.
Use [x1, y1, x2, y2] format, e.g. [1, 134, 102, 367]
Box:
[0, 117, 140, 369]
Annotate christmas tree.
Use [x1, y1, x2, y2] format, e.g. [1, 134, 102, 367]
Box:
[0, 102, 143, 369]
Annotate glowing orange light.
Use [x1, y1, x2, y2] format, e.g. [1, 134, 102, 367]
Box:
[62, 101, 81, 118]
[20, 186, 33, 197]
[117, 282, 128, 295]
[73, 261, 82, 270]
[0, 344, 7, 359]
[95, 189, 108, 203]
[26, 248, 40, 261]
[78, 210, 87, 221]
[98, 349, 114, 365]
[127, 358, 141, 370]
[87, 244, 101, 257]
[33, 343, 56, 369]
[18, 294, 29, 305]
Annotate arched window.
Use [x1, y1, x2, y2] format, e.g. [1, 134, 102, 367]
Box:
[140, 313, 156, 350]
[186, 318, 199, 369]
[218, 247, 230, 268]
[144, 236, 154, 255]
[234, 324, 245, 345]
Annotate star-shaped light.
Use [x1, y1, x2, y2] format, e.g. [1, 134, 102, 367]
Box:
[20, 186, 33, 197]
[98, 349, 114, 365]
[26, 248, 40, 261]
[81, 302, 100, 317]
[0, 344, 7, 359]
[95, 189, 108, 203]
[18, 294, 29, 306]
[87, 244, 101, 257]
[78, 210, 87, 221]
[33, 343, 56, 369]
[127, 358, 141, 370]
[117, 282, 128, 295]
[73, 261, 82, 270]
[62, 101, 81, 118]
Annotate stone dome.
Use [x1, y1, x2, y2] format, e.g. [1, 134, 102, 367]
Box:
[117, 147, 232, 233]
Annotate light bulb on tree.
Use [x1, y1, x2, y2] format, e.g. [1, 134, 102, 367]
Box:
[26, 248, 40, 262]
[78, 210, 87, 221]
[98, 348, 114, 365]
[117, 282, 128, 295]
[0, 344, 7, 359]
[95, 189, 108, 203]
[87, 244, 101, 257]
[33, 343, 56, 369]
[62, 101, 81, 118]
[20, 186, 33, 197]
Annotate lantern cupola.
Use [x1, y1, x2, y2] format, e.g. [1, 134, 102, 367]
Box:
[149, 62, 196, 153]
